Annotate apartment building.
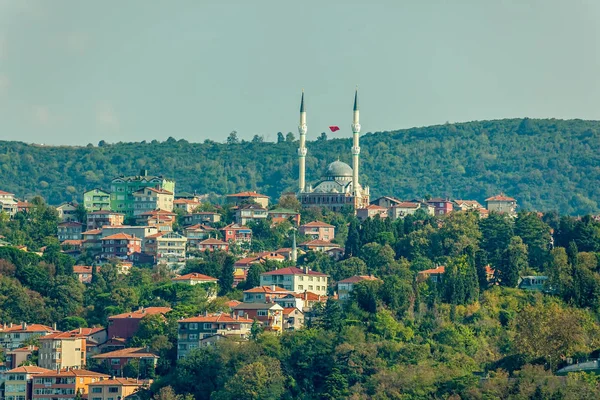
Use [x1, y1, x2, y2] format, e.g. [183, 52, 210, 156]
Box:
[38, 331, 87, 371]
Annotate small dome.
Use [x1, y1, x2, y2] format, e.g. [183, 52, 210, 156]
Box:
[325, 161, 353, 178]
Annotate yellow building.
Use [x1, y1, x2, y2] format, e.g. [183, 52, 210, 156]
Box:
[3, 366, 51, 400]
[31, 369, 109, 400]
[260, 267, 329, 296]
[132, 187, 174, 216]
[88, 378, 149, 400]
[38, 331, 87, 370]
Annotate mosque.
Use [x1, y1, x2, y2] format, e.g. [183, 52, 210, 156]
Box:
[296, 90, 370, 211]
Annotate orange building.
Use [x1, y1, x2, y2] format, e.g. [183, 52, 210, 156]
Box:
[31, 369, 109, 400]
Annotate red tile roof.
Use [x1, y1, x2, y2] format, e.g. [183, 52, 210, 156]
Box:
[5, 366, 51, 374]
[486, 194, 516, 202]
[172, 272, 218, 282]
[391, 202, 420, 209]
[92, 347, 159, 359]
[243, 285, 289, 294]
[102, 233, 139, 240]
[292, 291, 327, 301]
[140, 209, 176, 216]
[108, 307, 172, 320]
[73, 265, 100, 274]
[359, 204, 387, 210]
[89, 377, 146, 386]
[418, 266, 445, 275]
[88, 210, 124, 215]
[337, 275, 380, 284]
[283, 307, 302, 315]
[39, 327, 105, 340]
[262, 267, 327, 277]
[301, 221, 334, 228]
[199, 238, 228, 245]
[174, 199, 200, 204]
[0, 189, 15, 195]
[186, 224, 216, 231]
[136, 187, 173, 195]
[82, 229, 103, 235]
[0, 324, 55, 333]
[61, 239, 83, 246]
[36, 368, 110, 377]
[300, 239, 341, 247]
[179, 313, 253, 323]
[227, 191, 269, 198]
[225, 300, 241, 308]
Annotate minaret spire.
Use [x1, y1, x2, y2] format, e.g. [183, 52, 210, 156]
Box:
[351, 88, 361, 199]
[298, 90, 308, 192]
[292, 231, 297, 263]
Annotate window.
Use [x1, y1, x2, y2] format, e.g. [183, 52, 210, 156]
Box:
[110, 358, 121, 365]
[309, 285, 313, 290]
[257, 310, 268, 316]
[188, 323, 198, 330]
[203, 323, 212, 329]
[91, 387, 103, 393]
[298, 285, 303, 290]
[108, 387, 119, 393]
[189, 334, 198, 340]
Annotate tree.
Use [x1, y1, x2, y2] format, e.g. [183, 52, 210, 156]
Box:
[276, 132, 285, 143]
[351, 280, 382, 313]
[213, 358, 285, 400]
[226, 131, 239, 145]
[479, 212, 514, 267]
[497, 236, 528, 287]
[379, 275, 413, 318]
[58, 316, 87, 331]
[219, 255, 235, 296]
[442, 255, 479, 305]
[514, 212, 551, 269]
[285, 132, 295, 142]
[322, 298, 344, 332]
[251, 135, 264, 143]
[318, 132, 328, 141]
[345, 220, 360, 258]
[244, 263, 264, 290]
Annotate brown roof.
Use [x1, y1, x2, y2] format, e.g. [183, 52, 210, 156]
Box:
[292, 291, 327, 301]
[140, 209, 176, 216]
[61, 239, 83, 246]
[282, 307, 302, 315]
[172, 273, 218, 282]
[82, 229, 103, 235]
[8, 346, 38, 353]
[186, 224, 216, 231]
[92, 347, 159, 359]
[418, 266, 445, 275]
[337, 275, 380, 284]
[174, 199, 200, 204]
[243, 285, 289, 294]
[227, 191, 269, 198]
[102, 233, 139, 241]
[135, 187, 173, 195]
[0, 189, 15, 195]
[262, 267, 327, 277]
[301, 221, 334, 228]
[73, 265, 100, 274]
[108, 307, 172, 320]
[5, 366, 51, 374]
[391, 202, 420, 209]
[235, 256, 259, 266]
[486, 194, 516, 202]
[89, 377, 146, 386]
[40, 327, 105, 340]
[88, 210, 124, 215]
[454, 200, 483, 207]
[0, 324, 55, 333]
[179, 313, 253, 323]
[359, 204, 387, 210]
[225, 300, 241, 308]
[199, 238, 228, 245]
[36, 368, 110, 377]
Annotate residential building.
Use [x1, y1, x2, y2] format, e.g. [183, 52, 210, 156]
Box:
[177, 314, 253, 359]
[0, 190, 18, 216]
[144, 231, 187, 267]
[100, 233, 141, 260]
[101, 226, 159, 246]
[260, 267, 329, 296]
[453, 200, 484, 212]
[38, 331, 87, 370]
[56, 202, 79, 222]
[426, 198, 453, 215]
[3, 346, 37, 370]
[91, 347, 158, 374]
[82, 229, 103, 253]
[197, 238, 229, 252]
[132, 187, 174, 216]
[16, 200, 31, 213]
[235, 203, 268, 225]
[243, 286, 291, 303]
[370, 196, 403, 208]
[337, 275, 380, 300]
[282, 308, 304, 331]
[233, 303, 284, 333]
[184, 224, 217, 247]
[83, 188, 111, 212]
[110, 170, 175, 216]
[88, 378, 148, 400]
[173, 198, 201, 213]
[389, 201, 434, 219]
[356, 204, 388, 221]
[31, 369, 109, 400]
[136, 209, 176, 232]
[226, 191, 269, 208]
[182, 212, 221, 226]
[171, 273, 218, 298]
[220, 224, 252, 243]
[518, 275, 550, 292]
[299, 239, 341, 252]
[57, 222, 83, 242]
[107, 307, 171, 341]
[486, 194, 517, 216]
[86, 211, 125, 230]
[0, 323, 57, 351]
[417, 266, 446, 283]
[299, 221, 335, 242]
[3, 366, 51, 400]
[268, 208, 301, 226]
[73, 265, 100, 285]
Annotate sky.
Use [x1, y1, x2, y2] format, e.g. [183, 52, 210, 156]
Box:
[0, 0, 599, 145]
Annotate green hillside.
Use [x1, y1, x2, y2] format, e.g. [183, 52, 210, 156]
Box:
[0, 118, 599, 215]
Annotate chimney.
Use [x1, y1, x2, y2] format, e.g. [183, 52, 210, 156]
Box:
[79, 328, 83, 334]
[53, 323, 57, 331]
[9, 322, 13, 328]
[303, 266, 309, 274]
[22, 322, 27, 330]
[304, 291, 308, 301]
[271, 285, 275, 291]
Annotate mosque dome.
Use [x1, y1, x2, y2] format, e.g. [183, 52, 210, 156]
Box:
[325, 160, 353, 178]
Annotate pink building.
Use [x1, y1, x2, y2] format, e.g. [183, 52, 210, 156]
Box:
[299, 221, 335, 242]
[100, 233, 141, 259]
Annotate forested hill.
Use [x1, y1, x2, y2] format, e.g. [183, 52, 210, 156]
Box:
[0, 118, 599, 215]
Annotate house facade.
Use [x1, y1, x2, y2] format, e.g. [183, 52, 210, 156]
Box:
[132, 187, 174, 216]
[0, 324, 57, 351]
[56, 203, 79, 222]
[197, 238, 229, 252]
[220, 224, 252, 243]
[0, 190, 18, 216]
[177, 314, 253, 359]
[38, 332, 87, 371]
[31, 369, 109, 400]
[268, 208, 301, 226]
[182, 212, 221, 226]
[356, 204, 388, 221]
[88, 378, 148, 400]
[107, 307, 171, 340]
[235, 204, 268, 225]
[143, 231, 187, 267]
[173, 198, 201, 213]
[86, 211, 125, 230]
[100, 233, 141, 259]
[226, 191, 269, 208]
[260, 267, 329, 296]
[299, 221, 335, 242]
[91, 348, 158, 374]
[486, 194, 517, 216]
[232, 303, 284, 333]
[3, 366, 51, 400]
[83, 189, 111, 212]
[184, 224, 217, 247]
[57, 222, 83, 242]
[337, 275, 380, 300]
[426, 198, 454, 215]
[110, 170, 175, 216]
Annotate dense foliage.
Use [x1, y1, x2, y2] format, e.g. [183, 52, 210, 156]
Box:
[2, 118, 600, 214]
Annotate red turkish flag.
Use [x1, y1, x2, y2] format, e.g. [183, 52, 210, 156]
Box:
[329, 126, 340, 132]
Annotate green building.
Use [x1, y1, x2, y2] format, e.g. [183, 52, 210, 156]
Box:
[83, 188, 111, 212]
[110, 170, 175, 216]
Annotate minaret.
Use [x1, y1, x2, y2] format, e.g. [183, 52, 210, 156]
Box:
[351, 89, 361, 196]
[298, 90, 307, 192]
[291, 231, 297, 263]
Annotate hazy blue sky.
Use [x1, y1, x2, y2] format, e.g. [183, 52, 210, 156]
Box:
[0, 0, 599, 145]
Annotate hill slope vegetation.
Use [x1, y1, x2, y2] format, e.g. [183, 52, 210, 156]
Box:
[0, 118, 599, 215]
